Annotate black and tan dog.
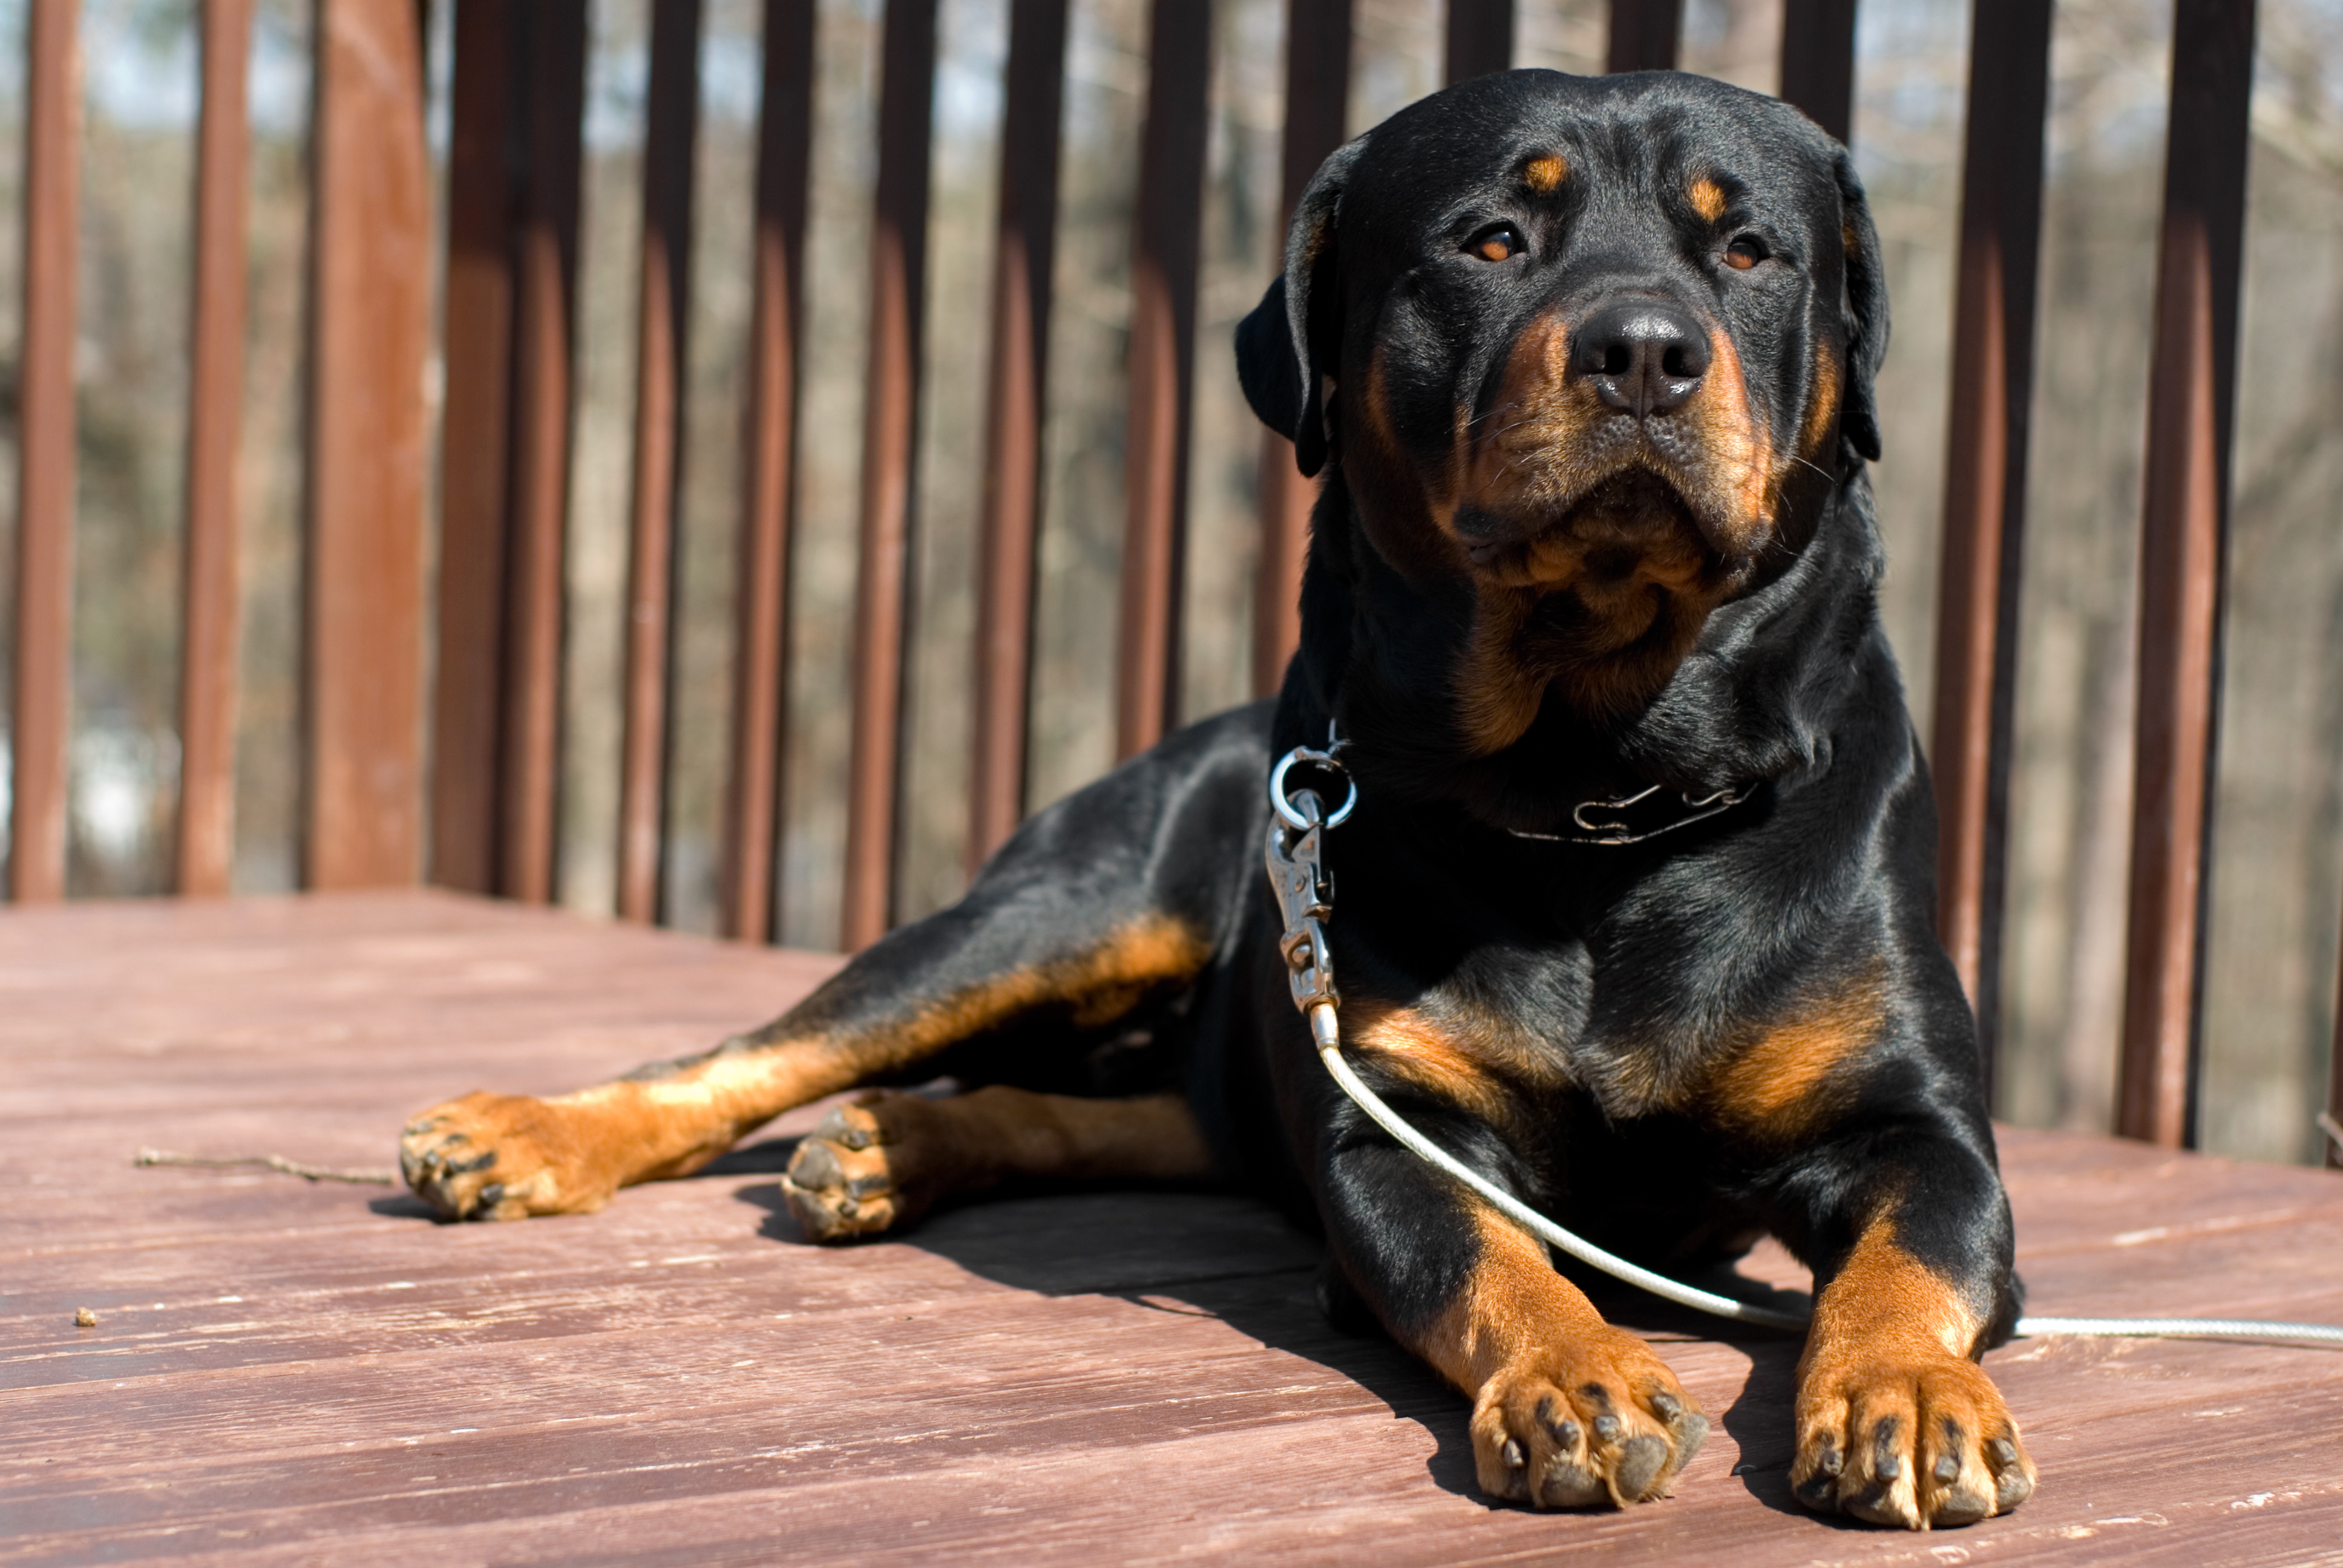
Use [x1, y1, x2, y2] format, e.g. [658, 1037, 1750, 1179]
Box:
[401, 69, 2036, 1529]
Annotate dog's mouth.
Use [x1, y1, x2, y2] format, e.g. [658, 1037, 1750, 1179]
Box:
[1457, 469, 1734, 592]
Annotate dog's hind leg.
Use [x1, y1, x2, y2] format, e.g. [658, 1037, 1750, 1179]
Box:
[399, 707, 1270, 1222]
[778, 1088, 1213, 1240]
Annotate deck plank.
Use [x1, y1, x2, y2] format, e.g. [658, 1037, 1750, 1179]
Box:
[4, 892, 2341, 1566]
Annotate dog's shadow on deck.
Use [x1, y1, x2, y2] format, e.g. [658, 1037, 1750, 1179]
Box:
[707, 1138, 1812, 1516]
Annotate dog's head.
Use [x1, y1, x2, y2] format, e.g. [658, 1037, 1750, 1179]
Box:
[1240, 70, 1886, 748]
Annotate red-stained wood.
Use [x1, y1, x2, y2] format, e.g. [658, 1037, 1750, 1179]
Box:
[1776, 0, 1856, 144]
[9, 0, 80, 904]
[175, 0, 255, 900]
[842, 0, 939, 949]
[430, 0, 519, 898]
[721, 0, 816, 944]
[304, 0, 431, 890]
[500, 5, 588, 907]
[1606, 0, 1680, 73]
[433, 5, 585, 908]
[2120, 0, 2256, 1150]
[1253, 0, 1351, 700]
[617, 0, 705, 925]
[967, 0, 1069, 874]
[1930, 0, 2054, 1099]
[1444, 0, 1513, 83]
[1115, 1, 1213, 760]
[6, 892, 2343, 1563]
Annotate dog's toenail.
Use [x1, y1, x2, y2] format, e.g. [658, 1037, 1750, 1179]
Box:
[1502, 1437, 1526, 1470]
[1932, 1451, 1959, 1485]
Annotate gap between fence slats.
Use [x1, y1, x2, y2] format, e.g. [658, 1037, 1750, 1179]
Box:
[1931, 0, 2054, 1102]
[1607, 0, 1680, 73]
[1444, 0, 1512, 83]
[1115, 2, 1213, 760]
[9, 0, 80, 904]
[430, 0, 519, 898]
[175, 0, 254, 898]
[2121, 0, 2257, 1149]
[1777, 0, 1856, 143]
[723, 0, 815, 942]
[304, 0, 430, 890]
[843, 0, 939, 949]
[968, 0, 1068, 872]
[1253, 0, 1352, 699]
[617, 0, 704, 925]
[501, 3, 586, 907]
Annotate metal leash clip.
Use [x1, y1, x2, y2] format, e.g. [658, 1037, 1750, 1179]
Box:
[1265, 730, 1352, 1025]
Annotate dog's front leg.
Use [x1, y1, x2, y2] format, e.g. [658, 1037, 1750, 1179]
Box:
[1786, 1126, 2037, 1529]
[1319, 1129, 1709, 1508]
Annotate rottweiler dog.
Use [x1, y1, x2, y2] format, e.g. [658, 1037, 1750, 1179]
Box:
[401, 69, 2036, 1529]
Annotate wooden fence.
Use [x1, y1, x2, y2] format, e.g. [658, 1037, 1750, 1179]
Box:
[3, 0, 2324, 1161]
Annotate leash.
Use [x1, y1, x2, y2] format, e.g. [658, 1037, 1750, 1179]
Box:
[1265, 733, 2343, 1347]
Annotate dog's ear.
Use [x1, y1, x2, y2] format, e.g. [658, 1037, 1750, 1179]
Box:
[1235, 135, 1366, 478]
[1831, 148, 1889, 465]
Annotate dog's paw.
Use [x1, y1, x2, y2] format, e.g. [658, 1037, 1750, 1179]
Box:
[1792, 1351, 2035, 1529]
[1470, 1331, 1708, 1508]
[399, 1091, 614, 1221]
[781, 1093, 963, 1243]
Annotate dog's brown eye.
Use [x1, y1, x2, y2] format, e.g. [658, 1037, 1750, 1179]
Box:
[1723, 235, 1767, 270]
[1470, 224, 1524, 263]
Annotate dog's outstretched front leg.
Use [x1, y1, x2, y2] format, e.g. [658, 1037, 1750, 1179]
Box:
[1785, 1126, 2036, 1529]
[1317, 1121, 1709, 1509]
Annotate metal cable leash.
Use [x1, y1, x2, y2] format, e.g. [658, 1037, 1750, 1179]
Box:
[1265, 733, 2343, 1348]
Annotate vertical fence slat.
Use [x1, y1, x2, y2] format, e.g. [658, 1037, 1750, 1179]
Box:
[10, 0, 80, 903]
[967, 0, 1067, 872]
[616, 0, 704, 923]
[1777, 0, 1856, 143]
[2120, 0, 2256, 1149]
[842, 0, 939, 948]
[430, 0, 516, 897]
[1444, 0, 1512, 83]
[176, 0, 254, 898]
[1253, 0, 1351, 699]
[723, 0, 815, 941]
[501, 1, 586, 905]
[1607, 0, 1680, 72]
[1115, 2, 1213, 760]
[1930, 0, 2053, 1097]
[304, 0, 430, 889]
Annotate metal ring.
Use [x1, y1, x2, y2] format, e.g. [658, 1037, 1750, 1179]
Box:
[1271, 747, 1358, 831]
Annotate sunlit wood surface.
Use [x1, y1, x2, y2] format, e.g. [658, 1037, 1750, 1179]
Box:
[5, 891, 2341, 1566]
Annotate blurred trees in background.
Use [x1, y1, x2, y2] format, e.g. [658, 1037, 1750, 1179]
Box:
[5, 0, 2343, 1163]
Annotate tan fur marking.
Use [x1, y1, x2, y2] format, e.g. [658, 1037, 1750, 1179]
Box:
[1688, 176, 1727, 223]
[1799, 340, 1841, 460]
[1343, 1000, 1564, 1131]
[1709, 968, 1884, 1139]
[1806, 1210, 1984, 1368]
[1524, 153, 1568, 192]
[1421, 1206, 1611, 1391]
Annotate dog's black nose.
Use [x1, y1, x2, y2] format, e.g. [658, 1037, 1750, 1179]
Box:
[1571, 302, 1709, 418]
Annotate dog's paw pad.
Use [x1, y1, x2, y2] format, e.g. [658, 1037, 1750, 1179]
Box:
[781, 1094, 942, 1242]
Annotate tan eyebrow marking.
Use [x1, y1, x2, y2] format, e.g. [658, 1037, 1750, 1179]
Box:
[1689, 177, 1727, 223]
[1524, 153, 1567, 192]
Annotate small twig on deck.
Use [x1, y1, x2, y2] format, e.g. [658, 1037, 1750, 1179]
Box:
[2319, 1111, 2343, 1162]
[136, 1149, 398, 1186]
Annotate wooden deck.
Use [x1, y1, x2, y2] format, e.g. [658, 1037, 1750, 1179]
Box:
[5, 891, 2342, 1566]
